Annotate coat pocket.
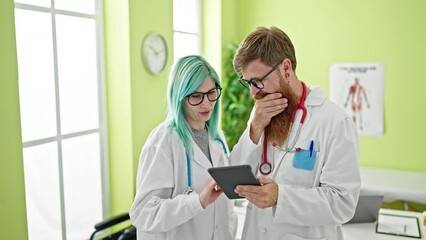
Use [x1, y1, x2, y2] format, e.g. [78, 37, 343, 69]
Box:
[293, 149, 317, 171]
[292, 138, 320, 172]
[281, 138, 320, 187]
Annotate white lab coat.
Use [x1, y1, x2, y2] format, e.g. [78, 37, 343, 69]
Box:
[231, 86, 361, 240]
[130, 122, 237, 240]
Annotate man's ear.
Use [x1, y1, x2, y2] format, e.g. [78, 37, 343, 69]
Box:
[281, 58, 293, 78]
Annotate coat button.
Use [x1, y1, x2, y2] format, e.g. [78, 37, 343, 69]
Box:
[261, 228, 266, 233]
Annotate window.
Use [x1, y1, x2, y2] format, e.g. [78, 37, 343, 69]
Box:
[14, 1, 107, 239]
[173, 0, 201, 61]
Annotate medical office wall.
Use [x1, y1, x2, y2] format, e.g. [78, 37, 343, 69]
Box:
[231, 0, 426, 172]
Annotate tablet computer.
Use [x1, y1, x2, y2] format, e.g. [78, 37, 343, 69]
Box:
[208, 165, 260, 199]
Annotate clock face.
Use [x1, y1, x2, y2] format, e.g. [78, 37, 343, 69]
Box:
[142, 33, 168, 74]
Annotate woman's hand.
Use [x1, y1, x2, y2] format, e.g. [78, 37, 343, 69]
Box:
[199, 178, 223, 208]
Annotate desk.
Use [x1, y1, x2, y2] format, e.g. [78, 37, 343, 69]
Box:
[343, 208, 425, 239]
[360, 167, 426, 204]
[234, 204, 424, 240]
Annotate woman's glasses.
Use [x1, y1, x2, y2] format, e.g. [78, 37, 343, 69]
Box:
[187, 86, 222, 106]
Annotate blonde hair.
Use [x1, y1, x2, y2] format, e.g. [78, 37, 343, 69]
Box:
[233, 26, 297, 74]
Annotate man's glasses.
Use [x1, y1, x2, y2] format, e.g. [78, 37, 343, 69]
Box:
[187, 85, 222, 106]
[239, 61, 281, 89]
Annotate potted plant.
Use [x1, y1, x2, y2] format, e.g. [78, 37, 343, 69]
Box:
[221, 43, 254, 150]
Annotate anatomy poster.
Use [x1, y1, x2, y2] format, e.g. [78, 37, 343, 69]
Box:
[330, 63, 384, 137]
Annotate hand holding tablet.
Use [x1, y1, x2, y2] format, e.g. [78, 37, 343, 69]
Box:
[208, 165, 260, 199]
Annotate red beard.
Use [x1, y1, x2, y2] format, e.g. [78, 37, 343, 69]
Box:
[254, 80, 298, 146]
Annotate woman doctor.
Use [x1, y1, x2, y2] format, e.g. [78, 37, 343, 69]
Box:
[130, 55, 237, 240]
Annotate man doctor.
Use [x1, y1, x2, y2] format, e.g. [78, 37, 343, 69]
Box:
[231, 26, 361, 240]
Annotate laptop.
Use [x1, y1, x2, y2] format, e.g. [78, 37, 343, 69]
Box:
[345, 195, 384, 224]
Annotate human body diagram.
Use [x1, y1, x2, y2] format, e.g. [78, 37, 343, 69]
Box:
[344, 78, 370, 130]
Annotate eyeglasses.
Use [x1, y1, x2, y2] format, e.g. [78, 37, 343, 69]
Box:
[187, 85, 222, 106]
[239, 61, 281, 89]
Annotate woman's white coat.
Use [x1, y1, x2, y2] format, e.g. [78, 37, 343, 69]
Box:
[130, 122, 237, 240]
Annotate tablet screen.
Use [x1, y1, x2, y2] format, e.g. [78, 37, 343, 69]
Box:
[208, 165, 260, 199]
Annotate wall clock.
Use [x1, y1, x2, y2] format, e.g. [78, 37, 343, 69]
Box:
[142, 32, 168, 74]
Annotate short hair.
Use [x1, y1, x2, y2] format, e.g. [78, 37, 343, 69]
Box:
[233, 26, 297, 74]
[166, 55, 221, 156]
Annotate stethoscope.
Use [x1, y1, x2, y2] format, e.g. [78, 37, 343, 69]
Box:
[259, 81, 308, 175]
[183, 138, 228, 195]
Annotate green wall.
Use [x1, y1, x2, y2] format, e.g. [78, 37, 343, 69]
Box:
[232, 0, 426, 171]
[203, 0, 238, 82]
[104, 0, 173, 215]
[203, 0, 222, 72]
[103, 0, 134, 216]
[0, 0, 29, 238]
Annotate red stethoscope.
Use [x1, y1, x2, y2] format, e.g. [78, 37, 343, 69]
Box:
[259, 81, 308, 175]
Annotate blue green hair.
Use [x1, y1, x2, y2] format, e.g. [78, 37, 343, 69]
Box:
[166, 55, 222, 157]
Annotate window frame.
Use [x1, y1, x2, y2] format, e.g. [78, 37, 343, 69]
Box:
[14, 1, 109, 239]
